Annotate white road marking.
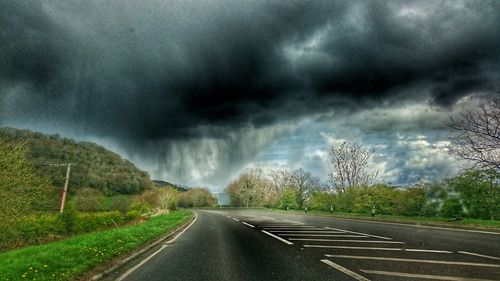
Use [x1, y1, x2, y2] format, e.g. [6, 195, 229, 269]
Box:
[282, 219, 305, 225]
[320, 259, 370, 281]
[232, 218, 240, 221]
[259, 216, 275, 220]
[325, 227, 392, 240]
[289, 238, 404, 244]
[360, 269, 498, 281]
[242, 222, 255, 228]
[117, 213, 198, 281]
[325, 217, 500, 236]
[325, 255, 500, 268]
[261, 230, 294, 245]
[260, 225, 317, 228]
[269, 230, 345, 234]
[226, 215, 231, 218]
[459, 251, 500, 261]
[305, 245, 451, 253]
[280, 234, 367, 237]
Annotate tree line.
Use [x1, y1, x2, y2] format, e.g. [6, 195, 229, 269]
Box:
[225, 97, 500, 220]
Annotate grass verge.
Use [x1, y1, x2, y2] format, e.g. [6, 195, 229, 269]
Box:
[0, 210, 192, 281]
[260, 208, 500, 230]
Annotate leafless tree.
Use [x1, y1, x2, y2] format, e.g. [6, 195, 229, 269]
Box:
[289, 168, 322, 208]
[447, 97, 500, 170]
[265, 169, 292, 204]
[329, 141, 378, 192]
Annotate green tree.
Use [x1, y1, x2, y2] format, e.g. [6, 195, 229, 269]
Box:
[279, 189, 298, 209]
[449, 169, 499, 220]
[0, 138, 53, 218]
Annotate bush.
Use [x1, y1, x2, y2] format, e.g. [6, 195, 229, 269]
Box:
[441, 198, 463, 218]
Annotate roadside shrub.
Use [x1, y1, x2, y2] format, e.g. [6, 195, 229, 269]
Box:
[441, 198, 463, 218]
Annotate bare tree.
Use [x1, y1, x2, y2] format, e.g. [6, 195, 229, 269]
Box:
[265, 169, 292, 205]
[329, 141, 378, 192]
[447, 97, 500, 170]
[289, 168, 322, 208]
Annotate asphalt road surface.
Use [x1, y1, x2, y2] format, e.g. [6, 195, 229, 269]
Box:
[114, 209, 500, 281]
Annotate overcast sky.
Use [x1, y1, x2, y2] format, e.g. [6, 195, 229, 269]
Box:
[1, 0, 499, 190]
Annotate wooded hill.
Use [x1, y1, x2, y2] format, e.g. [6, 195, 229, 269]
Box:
[0, 127, 153, 195]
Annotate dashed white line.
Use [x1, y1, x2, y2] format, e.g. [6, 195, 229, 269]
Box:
[242, 222, 255, 228]
[305, 245, 451, 253]
[320, 259, 370, 281]
[360, 269, 497, 281]
[325, 255, 500, 268]
[458, 251, 500, 261]
[261, 230, 294, 245]
[325, 227, 392, 240]
[289, 238, 404, 244]
[232, 218, 240, 221]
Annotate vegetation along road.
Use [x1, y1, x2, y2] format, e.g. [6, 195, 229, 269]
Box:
[108, 209, 500, 281]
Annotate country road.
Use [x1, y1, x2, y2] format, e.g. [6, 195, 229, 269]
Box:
[111, 210, 500, 281]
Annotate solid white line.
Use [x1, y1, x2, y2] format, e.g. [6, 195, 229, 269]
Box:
[259, 216, 275, 220]
[289, 238, 404, 244]
[322, 216, 500, 236]
[261, 230, 294, 245]
[360, 269, 497, 281]
[242, 222, 255, 228]
[117, 213, 198, 281]
[281, 234, 367, 237]
[282, 219, 305, 225]
[320, 259, 370, 281]
[232, 218, 240, 221]
[261, 225, 317, 228]
[304, 245, 451, 253]
[325, 227, 392, 240]
[269, 231, 345, 234]
[325, 255, 500, 268]
[459, 251, 500, 261]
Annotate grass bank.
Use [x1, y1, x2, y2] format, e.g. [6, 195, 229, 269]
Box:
[259, 208, 500, 230]
[0, 210, 192, 281]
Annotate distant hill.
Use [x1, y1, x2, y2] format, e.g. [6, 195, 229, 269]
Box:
[0, 127, 153, 195]
[153, 180, 188, 192]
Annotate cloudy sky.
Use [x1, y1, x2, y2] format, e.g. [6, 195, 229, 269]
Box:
[1, 0, 499, 190]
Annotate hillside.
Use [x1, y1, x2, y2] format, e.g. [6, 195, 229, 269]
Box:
[0, 127, 153, 195]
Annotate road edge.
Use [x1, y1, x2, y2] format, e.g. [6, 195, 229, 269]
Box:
[86, 211, 197, 281]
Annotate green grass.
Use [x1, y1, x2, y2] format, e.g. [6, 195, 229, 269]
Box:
[0, 210, 192, 281]
[263, 208, 500, 230]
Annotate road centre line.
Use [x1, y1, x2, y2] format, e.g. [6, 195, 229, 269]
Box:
[359, 269, 497, 281]
[320, 259, 370, 281]
[280, 234, 367, 237]
[459, 251, 500, 261]
[117, 213, 198, 281]
[261, 230, 294, 245]
[242, 222, 255, 228]
[232, 218, 240, 221]
[289, 238, 404, 244]
[305, 245, 451, 253]
[325, 227, 392, 240]
[325, 255, 500, 268]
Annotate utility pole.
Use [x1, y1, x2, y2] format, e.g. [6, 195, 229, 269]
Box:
[60, 163, 72, 213]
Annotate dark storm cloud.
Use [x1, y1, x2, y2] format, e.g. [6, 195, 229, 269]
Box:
[1, 0, 499, 141]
